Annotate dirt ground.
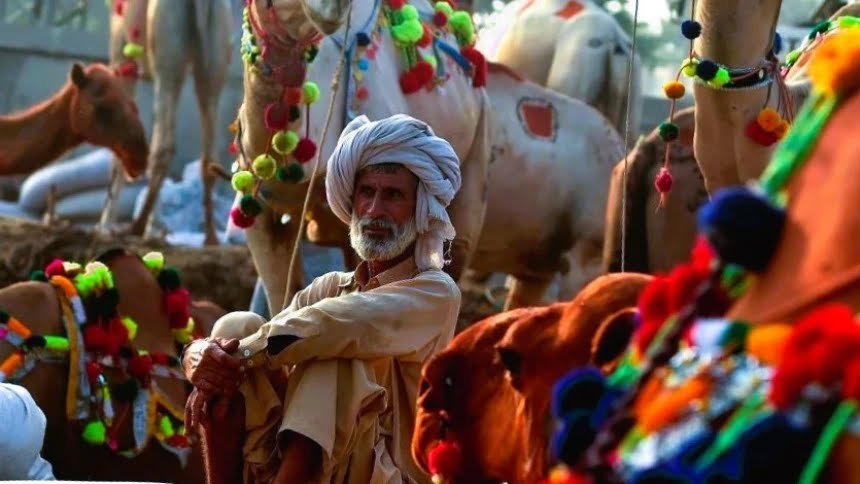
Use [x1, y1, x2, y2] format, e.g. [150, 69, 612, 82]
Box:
[0, 217, 502, 328]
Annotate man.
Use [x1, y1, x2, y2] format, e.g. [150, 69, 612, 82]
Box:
[0, 383, 55, 480]
[182, 114, 463, 483]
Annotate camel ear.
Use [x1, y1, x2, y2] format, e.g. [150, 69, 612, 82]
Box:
[590, 308, 638, 373]
[496, 345, 523, 391]
[70, 63, 88, 88]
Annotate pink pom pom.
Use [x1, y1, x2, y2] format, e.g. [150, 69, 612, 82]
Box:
[264, 103, 289, 131]
[654, 167, 673, 193]
[45, 259, 66, 278]
[293, 138, 317, 163]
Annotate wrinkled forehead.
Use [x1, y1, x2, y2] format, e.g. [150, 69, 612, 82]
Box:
[355, 163, 419, 189]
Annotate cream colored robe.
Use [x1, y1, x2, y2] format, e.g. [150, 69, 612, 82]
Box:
[213, 257, 460, 483]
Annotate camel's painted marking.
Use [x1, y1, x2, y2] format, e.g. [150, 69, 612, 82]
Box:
[517, 97, 557, 141]
[555, 0, 584, 19]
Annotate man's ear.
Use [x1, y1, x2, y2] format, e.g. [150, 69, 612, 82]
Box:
[590, 308, 638, 373]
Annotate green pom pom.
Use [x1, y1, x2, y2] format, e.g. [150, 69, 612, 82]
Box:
[710, 68, 731, 87]
[122, 317, 138, 341]
[302, 81, 320, 104]
[231, 170, 255, 192]
[658, 122, 680, 142]
[435, 1, 454, 16]
[391, 19, 424, 44]
[252, 154, 277, 179]
[142, 251, 164, 273]
[837, 16, 860, 28]
[271, 131, 299, 155]
[82, 420, 106, 445]
[449, 11, 475, 46]
[123, 42, 144, 59]
[276, 163, 305, 183]
[681, 59, 698, 77]
[401, 4, 419, 20]
[29, 270, 48, 282]
[785, 50, 801, 65]
[240, 194, 263, 217]
[159, 415, 175, 438]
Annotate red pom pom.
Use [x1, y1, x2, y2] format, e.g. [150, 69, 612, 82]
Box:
[418, 24, 434, 47]
[128, 354, 153, 380]
[843, 357, 860, 400]
[283, 87, 303, 106]
[150, 352, 170, 366]
[86, 361, 102, 386]
[413, 61, 436, 86]
[665, 263, 702, 314]
[745, 120, 779, 146]
[114, 0, 124, 16]
[166, 434, 190, 448]
[230, 207, 255, 228]
[164, 288, 191, 330]
[460, 46, 487, 87]
[264, 103, 289, 131]
[690, 236, 715, 274]
[634, 276, 671, 353]
[116, 61, 138, 79]
[433, 10, 448, 27]
[83, 325, 109, 353]
[387, 0, 406, 9]
[293, 138, 317, 163]
[399, 70, 421, 94]
[428, 440, 462, 478]
[228, 141, 239, 155]
[105, 318, 130, 356]
[45, 259, 66, 278]
[654, 167, 673, 193]
[356, 86, 369, 101]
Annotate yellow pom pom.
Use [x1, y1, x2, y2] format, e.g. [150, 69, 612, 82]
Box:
[757, 107, 782, 132]
[663, 80, 686, 99]
[231, 170, 255, 192]
[435, 1, 454, 16]
[142, 251, 164, 273]
[123, 42, 144, 59]
[302, 81, 320, 104]
[681, 58, 698, 77]
[424, 55, 438, 70]
[809, 28, 860, 95]
[272, 130, 299, 155]
[122, 317, 138, 341]
[82, 420, 106, 445]
[252, 154, 277, 179]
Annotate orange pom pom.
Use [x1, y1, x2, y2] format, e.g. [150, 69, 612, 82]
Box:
[809, 28, 860, 95]
[756, 108, 782, 132]
[638, 375, 711, 433]
[746, 323, 793, 366]
[663, 80, 686, 99]
[773, 120, 790, 139]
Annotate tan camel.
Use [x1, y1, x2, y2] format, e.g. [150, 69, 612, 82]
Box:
[232, 0, 623, 313]
[100, 0, 233, 245]
[0, 249, 225, 482]
[602, 107, 706, 275]
[0, 63, 148, 181]
[477, 0, 643, 145]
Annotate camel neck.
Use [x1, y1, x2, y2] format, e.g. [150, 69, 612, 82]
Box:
[0, 83, 81, 175]
[694, 0, 783, 69]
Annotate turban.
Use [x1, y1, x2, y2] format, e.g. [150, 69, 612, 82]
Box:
[326, 114, 462, 271]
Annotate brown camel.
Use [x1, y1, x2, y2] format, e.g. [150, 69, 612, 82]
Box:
[0, 63, 148, 181]
[411, 272, 651, 483]
[602, 107, 706, 274]
[0, 249, 225, 482]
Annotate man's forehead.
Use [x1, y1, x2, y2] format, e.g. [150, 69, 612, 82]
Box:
[355, 164, 417, 186]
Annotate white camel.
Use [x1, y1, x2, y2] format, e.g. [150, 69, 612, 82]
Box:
[101, 0, 233, 245]
[231, 0, 623, 313]
[477, 0, 643, 143]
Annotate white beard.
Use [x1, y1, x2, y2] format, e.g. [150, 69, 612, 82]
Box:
[349, 214, 417, 262]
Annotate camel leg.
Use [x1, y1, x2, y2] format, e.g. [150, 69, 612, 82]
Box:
[503, 275, 553, 310]
[130, 0, 188, 238]
[245, 204, 305, 315]
[558, 237, 605, 300]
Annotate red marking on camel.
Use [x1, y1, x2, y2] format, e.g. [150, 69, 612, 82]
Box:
[517, 0, 537, 14]
[519, 99, 555, 139]
[487, 61, 524, 82]
[555, 0, 584, 19]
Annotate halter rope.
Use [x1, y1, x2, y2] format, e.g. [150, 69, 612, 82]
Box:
[620, 0, 641, 273]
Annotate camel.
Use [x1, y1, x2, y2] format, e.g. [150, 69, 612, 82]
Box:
[411, 272, 651, 483]
[235, 0, 623, 315]
[0, 63, 148, 181]
[477, 0, 643, 145]
[0, 249, 225, 482]
[602, 107, 706, 274]
[100, 0, 233, 245]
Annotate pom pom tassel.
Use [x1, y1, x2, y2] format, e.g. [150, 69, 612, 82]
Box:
[460, 46, 487, 88]
[428, 440, 462, 483]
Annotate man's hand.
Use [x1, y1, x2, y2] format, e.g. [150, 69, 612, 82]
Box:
[182, 337, 242, 397]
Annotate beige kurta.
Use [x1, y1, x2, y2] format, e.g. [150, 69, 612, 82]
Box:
[212, 257, 460, 483]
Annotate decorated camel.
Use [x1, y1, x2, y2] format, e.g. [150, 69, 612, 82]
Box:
[0, 250, 225, 482]
[0, 63, 148, 182]
[229, 0, 623, 313]
[602, 107, 705, 274]
[411, 272, 651, 483]
[101, 0, 233, 245]
[526, 26, 860, 482]
[477, 0, 643, 144]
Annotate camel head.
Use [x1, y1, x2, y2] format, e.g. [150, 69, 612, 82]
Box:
[492, 273, 652, 479]
[297, 0, 349, 36]
[68, 63, 148, 180]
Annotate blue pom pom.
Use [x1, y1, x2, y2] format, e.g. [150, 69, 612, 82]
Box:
[358, 58, 369, 71]
[550, 411, 597, 465]
[773, 31, 783, 55]
[695, 59, 719, 80]
[697, 186, 785, 272]
[589, 386, 623, 429]
[681, 20, 702, 40]
[550, 367, 606, 419]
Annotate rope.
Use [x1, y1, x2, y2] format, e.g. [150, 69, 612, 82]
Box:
[620, 0, 641, 272]
[281, 3, 354, 311]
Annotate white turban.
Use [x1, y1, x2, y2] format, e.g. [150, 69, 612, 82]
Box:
[326, 114, 462, 271]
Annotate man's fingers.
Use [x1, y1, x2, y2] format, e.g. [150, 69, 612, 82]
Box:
[220, 338, 241, 354]
[186, 391, 205, 431]
[203, 343, 241, 371]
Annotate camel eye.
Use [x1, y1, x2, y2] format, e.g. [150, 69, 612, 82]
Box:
[444, 376, 453, 388]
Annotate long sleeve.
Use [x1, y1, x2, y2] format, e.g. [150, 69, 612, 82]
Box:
[237, 270, 460, 368]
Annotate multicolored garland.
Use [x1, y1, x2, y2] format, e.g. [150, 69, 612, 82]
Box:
[110, 0, 146, 79]
[544, 22, 860, 483]
[227, 0, 485, 229]
[0, 252, 198, 460]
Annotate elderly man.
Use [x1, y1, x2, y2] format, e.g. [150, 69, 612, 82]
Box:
[182, 114, 463, 484]
[0, 383, 55, 480]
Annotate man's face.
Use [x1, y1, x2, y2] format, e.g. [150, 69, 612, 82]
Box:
[349, 164, 419, 261]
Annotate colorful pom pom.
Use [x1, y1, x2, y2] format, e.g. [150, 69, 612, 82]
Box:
[82, 420, 107, 445]
[757, 108, 782, 132]
[230, 207, 255, 228]
[695, 59, 719, 81]
[654, 167, 673, 194]
[122, 42, 144, 59]
[658, 122, 680, 142]
[239, 194, 263, 218]
[276, 163, 305, 183]
[45, 259, 66, 278]
[142, 251, 164, 273]
[231, 170, 255, 193]
[263, 103, 289, 131]
[663, 81, 686, 99]
[293, 138, 317, 163]
[302, 81, 320, 104]
[356, 32, 371, 46]
[681, 20, 702, 39]
[252, 154, 277, 179]
[272, 130, 299, 155]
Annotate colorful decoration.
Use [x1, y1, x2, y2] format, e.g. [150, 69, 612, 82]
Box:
[427, 440, 462, 483]
[516, 97, 558, 140]
[111, 0, 144, 79]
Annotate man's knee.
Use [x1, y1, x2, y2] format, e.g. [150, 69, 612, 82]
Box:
[212, 311, 266, 341]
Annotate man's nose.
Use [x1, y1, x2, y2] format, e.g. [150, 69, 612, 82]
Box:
[365, 193, 386, 217]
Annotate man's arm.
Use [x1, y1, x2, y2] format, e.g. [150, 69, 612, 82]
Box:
[238, 271, 460, 368]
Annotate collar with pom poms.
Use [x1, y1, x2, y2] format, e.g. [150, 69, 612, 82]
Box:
[427, 439, 463, 483]
[228, 0, 324, 229]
